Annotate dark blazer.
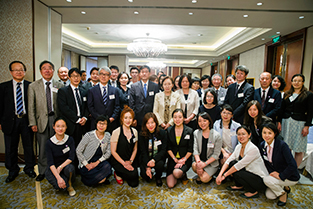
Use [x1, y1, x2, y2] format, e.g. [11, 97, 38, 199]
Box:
[129, 80, 159, 127]
[139, 129, 167, 167]
[254, 87, 282, 122]
[167, 125, 194, 161]
[87, 84, 120, 125]
[259, 136, 300, 181]
[0, 80, 31, 135]
[224, 81, 254, 124]
[278, 91, 313, 126]
[57, 85, 89, 135]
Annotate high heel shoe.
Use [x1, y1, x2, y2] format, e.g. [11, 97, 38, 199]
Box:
[114, 171, 124, 185]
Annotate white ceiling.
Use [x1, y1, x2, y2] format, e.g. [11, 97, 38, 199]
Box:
[41, 0, 313, 68]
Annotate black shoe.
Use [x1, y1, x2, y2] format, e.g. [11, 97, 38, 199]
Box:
[36, 174, 45, 181]
[196, 178, 202, 184]
[156, 178, 163, 187]
[284, 186, 291, 194]
[5, 174, 18, 183]
[277, 200, 287, 207]
[239, 193, 259, 199]
[103, 179, 110, 185]
[25, 170, 37, 178]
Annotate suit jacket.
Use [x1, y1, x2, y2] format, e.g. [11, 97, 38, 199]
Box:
[153, 91, 181, 126]
[167, 125, 194, 161]
[0, 80, 31, 135]
[176, 88, 199, 121]
[213, 119, 241, 152]
[28, 78, 64, 133]
[139, 129, 167, 167]
[87, 84, 120, 123]
[209, 87, 227, 106]
[129, 80, 159, 126]
[259, 137, 300, 181]
[57, 85, 89, 135]
[193, 129, 222, 168]
[224, 81, 254, 124]
[254, 87, 281, 122]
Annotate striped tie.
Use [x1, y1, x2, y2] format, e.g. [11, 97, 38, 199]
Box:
[16, 82, 23, 115]
[103, 87, 107, 105]
[75, 88, 82, 113]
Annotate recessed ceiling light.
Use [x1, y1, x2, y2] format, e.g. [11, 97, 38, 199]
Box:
[299, 16, 305, 19]
[81, 11, 86, 14]
[198, 34, 203, 36]
[257, 2, 262, 6]
[276, 32, 280, 34]
[128, 0, 133, 2]
[243, 14, 248, 18]
[189, 12, 193, 15]
[261, 38, 265, 40]
[192, 0, 197, 3]
[66, 0, 72, 2]
[134, 11, 139, 15]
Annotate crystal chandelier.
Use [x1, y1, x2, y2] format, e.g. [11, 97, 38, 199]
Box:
[127, 33, 167, 57]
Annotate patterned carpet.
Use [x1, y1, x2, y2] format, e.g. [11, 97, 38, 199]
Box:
[0, 167, 312, 209]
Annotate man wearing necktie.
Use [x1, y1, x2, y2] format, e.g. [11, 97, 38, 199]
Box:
[87, 66, 120, 133]
[28, 60, 64, 181]
[209, 73, 227, 106]
[224, 65, 254, 124]
[254, 72, 281, 122]
[0, 61, 36, 183]
[109, 65, 119, 88]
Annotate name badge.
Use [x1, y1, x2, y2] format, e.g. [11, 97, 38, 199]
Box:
[109, 95, 115, 100]
[100, 142, 107, 148]
[238, 93, 244, 98]
[128, 95, 130, 99]
[208, 143, 214, 148]
[170, 101, 176, 106]
[51, 87, 58, 93]
[83, 97, 87, 101]
[263, 155, 269, 161]
[154, 140, 162, 146]
[149, 91, 154, 96]
[289, 96, 296, 102]
[62, 147, 70, 154]
[268, 98, 275, 103]
[184, 135, 190, 140]
[220, 97, 225, 101]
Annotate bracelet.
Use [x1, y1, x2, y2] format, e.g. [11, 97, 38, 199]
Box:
[59, 165, 62, 169]
[204, 161, 208, 165]
[223, 173, 227, 178]
[183, 157, 187, 161]
[173, 157, 176, 161]
[130, 160, 133, 163]
[151, 159, 155, 163]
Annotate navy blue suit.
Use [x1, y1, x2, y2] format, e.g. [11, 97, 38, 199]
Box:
[0, 80, 35, 176]
[224, 81, 254, 124]
[87, 84, 120, 131]
[254, 87, 281, 122]
[259, 136, 300, 181]
[129, 80, 159, 128]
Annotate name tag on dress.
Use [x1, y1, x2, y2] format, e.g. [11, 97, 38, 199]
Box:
[184, 135, 190, 140]
[149, 91, 154, 96]
[208, 143, 214, 148]
[154, 140, 162, 146]
[220, 97, 225, 101]
[263, 155, 269, 161]
[83, 97, 87, 101]
[238, 93, 244, 98]
[52, 87, 58, 93]
[109, 95, 115, 100]
[268, 98, 275, 103]
[62, 147, 70, 153]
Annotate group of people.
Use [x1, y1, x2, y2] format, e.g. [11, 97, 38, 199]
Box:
[0, 60, 312, 206]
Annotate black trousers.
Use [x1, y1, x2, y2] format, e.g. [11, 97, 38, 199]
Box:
[45, 164, 75, 190]
[4, 116, 35, 176]
[70, 123, 84, 172]
[140, 160, 165, 182]
[229, 160, 267, 193]
[112, 162, 139, 187]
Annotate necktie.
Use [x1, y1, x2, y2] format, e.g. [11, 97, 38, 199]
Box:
[144, 83, 147, 98]
[16, 82, 23, 115]
[75, 88, 82, 113]
[261, 90, 266, 109]
[216, 89, 219, 99]
[102, 86, 107, 105]
[234, 84, 239, 96]
[46, 82, 52, 113]
[268, 146, 272, 163]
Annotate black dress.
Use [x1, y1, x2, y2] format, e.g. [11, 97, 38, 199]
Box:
[111, 126, 139, 187]
[199, 105, 221, 124]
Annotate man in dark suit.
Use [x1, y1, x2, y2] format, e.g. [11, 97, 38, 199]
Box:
[0, 61, 36, 183]
[224, 65, 254, 124]
[254, 72, 282, 122]
[210, 73, 227, 106]
[82, 67, 99, 91]
[87, 66, 120, 132]
[57, 68, 89, 148]
[129, 65, 159, 130]
[109, 65, 119, 88]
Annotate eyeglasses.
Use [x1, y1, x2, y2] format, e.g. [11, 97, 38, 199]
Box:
[206, 96, 214, 99]
[97, 122, 107, 126]
[99, 73, 110, 77]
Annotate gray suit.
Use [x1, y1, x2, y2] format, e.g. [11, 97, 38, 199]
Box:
[28, 78, 63, 174]
[209, 87, 227, 106]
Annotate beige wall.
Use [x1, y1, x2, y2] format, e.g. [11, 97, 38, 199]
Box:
[108, 55, 129, 72]
[71, 51, 80, 68]
[303, 26, 313, 88]
[202, 65, 211, 76]
[239, 45, 266, 88]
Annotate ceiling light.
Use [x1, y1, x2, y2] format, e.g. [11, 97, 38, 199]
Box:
[257, 2, 262, 6]
[128, 0, 133, 2]
[66, 0, 72, 2]
[189, 12, 193, 15]
[134, 11, 139, 15]
[243, 14, 248, 18]
[192, 0, 197, 3]
[198, 34, 203, 36]
[81, 11, 86, 14]
[276, 32, 280, 34]
[299, 16, 305, 19]
[147, 61, 166, 69]
[261, 38, 265, 40]
[127, 33, 167, 57]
